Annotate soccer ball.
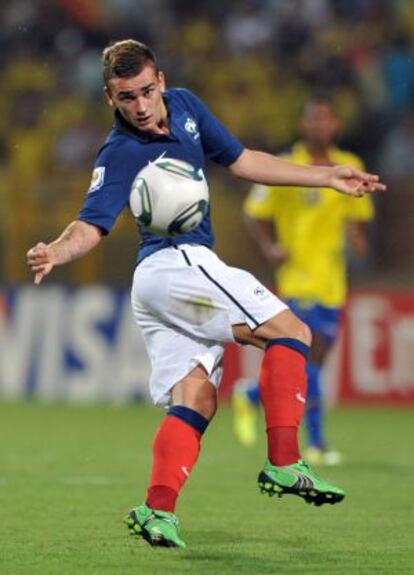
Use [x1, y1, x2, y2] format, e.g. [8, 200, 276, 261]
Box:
[129, 157, 209, 235]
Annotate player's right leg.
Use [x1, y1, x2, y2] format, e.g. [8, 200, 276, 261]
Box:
[125, 365, 218, 548]
[128, 246, 236, 547]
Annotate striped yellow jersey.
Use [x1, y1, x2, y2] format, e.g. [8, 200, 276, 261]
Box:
[244, 142, 374, 307]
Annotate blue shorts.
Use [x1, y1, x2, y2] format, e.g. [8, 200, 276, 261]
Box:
[287, 299, 341, 344]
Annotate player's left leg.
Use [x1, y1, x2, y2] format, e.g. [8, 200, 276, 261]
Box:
[235, 311, 311, 466]
[125, 365, 217, 548]
[234, 313, 345, 506]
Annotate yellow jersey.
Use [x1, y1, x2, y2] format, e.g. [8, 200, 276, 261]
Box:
[244, 142, 374, 307]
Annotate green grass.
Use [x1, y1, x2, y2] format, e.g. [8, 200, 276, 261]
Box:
[0, 402, 413, 575]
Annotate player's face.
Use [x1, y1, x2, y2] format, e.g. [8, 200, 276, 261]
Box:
[300, 103, 340, 147]
[105, 66, 167, 134]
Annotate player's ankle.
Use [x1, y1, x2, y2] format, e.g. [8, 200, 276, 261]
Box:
[146, 485, 178, 512]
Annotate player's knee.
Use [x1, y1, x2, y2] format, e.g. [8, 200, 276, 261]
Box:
[171, 372, 218, 421]
[270, 317, 311, 346]
[176, 395, 217, 421]
[255, 310, 312, 347]
[197, 396, 217, 420]
[293, 320, 312, 346]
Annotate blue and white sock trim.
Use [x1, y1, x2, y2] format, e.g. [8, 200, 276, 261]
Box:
[167, 405, 210, 434]
[266, 337, 310, 360]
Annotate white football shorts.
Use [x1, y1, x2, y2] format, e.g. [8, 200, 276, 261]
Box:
[131, 244, 287, 406]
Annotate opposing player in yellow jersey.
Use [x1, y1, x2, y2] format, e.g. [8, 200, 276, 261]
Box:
[233, 95, 374, 464]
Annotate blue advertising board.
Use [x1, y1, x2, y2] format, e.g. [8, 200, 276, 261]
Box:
[0, 286, 151, 402]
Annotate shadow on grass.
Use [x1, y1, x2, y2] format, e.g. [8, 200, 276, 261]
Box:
[180, 549, 277, 574]
[178, 529, 307, 573]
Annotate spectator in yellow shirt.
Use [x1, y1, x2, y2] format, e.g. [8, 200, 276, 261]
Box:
[233, 95, 374, 465]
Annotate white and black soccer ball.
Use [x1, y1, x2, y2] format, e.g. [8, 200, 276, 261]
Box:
[129, 157, 209, 236]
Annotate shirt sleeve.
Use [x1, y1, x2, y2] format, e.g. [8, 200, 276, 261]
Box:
[183, 90, 244, 166]
[243, 183, 283, 220]
[78, 142, 145, 234]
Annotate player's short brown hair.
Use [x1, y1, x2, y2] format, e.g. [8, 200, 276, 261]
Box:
[102, 39, 158, 85]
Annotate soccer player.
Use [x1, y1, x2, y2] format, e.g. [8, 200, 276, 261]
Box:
[26, 40, 384, 548]
[232, 96, 374, 464]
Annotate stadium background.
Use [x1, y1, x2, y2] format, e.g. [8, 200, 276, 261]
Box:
[2, 0, 414, 285]
[0, 2, 413, 573]
[1, 0, 414, 403]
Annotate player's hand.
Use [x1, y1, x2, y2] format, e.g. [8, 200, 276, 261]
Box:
[263, 243, 290, 268]
[327, 165, 386, 197]
[26, 242, 55, 284]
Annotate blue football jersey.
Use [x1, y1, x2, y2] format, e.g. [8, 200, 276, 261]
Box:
[78, 88, 244, 263]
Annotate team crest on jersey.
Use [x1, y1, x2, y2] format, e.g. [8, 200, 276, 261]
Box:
[88, 167, 105, 194]
[250, 184, 270, 202]
[301, 189, 321, 205]
[184, 117, 199, 140]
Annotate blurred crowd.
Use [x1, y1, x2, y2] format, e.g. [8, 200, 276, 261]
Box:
[1, 0, 414, 284]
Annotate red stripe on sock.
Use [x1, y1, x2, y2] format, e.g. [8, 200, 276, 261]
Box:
[146, 414, 201, 512]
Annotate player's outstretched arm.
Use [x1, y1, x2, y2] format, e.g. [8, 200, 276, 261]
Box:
[27, 220, 102, 284]
[230, 149, 386, 196]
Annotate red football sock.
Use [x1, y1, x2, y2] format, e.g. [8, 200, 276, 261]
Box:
[266, 426, 300, 467]
[259, 340, 308, 466]
[146, 413, 202, 512]
[146, 485, 178, 512]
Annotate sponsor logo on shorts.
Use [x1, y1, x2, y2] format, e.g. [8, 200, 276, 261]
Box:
[254, 286, 266, 297]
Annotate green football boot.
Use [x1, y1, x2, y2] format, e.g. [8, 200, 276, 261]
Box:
[124, 503, 186, 548]
[258, 459, 345, 506]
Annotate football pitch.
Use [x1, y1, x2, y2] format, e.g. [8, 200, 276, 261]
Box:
[0, 402, 412, 575]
